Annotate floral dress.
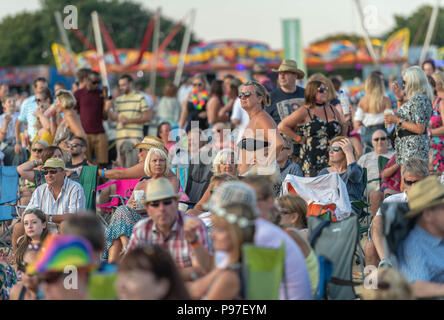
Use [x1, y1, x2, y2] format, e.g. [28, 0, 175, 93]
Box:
[394, 94, 433, 165]
[429, 97, 444, 172]
[299, 105, 342, 177]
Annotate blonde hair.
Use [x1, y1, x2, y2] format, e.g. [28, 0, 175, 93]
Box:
[433, 71, 444, 88]
[402, 66, 434, 101]
[308, 73, 337, 101]
[212, 148, 236, 174]
[144, 148, 171, 176]
[56, 89, 76, 109]
[240, 80, 271, 107]
[362, 268, 414, 300]
[364, 73, 386, 114]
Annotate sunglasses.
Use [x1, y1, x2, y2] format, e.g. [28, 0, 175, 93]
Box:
[39, 272, 63, 285]
[32, 148, 43, 153]
[43, 169, 60, 175]
[404, 178, 419, 186]
[148, 198, 174, 207]
[67, 143, 82, 148]
[192, 83, 203, 87]
[238, 91, 255, 99]
[318, 87, 328, 93]
[90, 80, 101, 84]
[373, 137, 387, 142]
[329, 146, 342, 152]
[36, 98, 47, 103]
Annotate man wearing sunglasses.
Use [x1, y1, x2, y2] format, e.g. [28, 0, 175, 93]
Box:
[358, 130, 394, 198]
[126, 177, 212, 280]
[74, 70, 110, 168]
[24, 158, 86, 230]
[66, 136, 89, 170]
[365, 158, 429, 270]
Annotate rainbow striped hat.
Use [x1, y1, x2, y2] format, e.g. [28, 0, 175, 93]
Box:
[27, 234, 95, 274]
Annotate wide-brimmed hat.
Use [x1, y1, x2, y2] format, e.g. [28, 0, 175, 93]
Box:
[142, 177, 181, 204]
[252, 64, 267, 74]
[42, 158, 65, 170]
[272, 59, 305, 79]
[405, 175, 444, 218]
[134, 136, 168, 154]
[27, 234, 95, 275]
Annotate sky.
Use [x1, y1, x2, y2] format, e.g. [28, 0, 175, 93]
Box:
[0, 0, 439, 49]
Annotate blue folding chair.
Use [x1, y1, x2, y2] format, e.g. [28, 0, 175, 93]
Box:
[0, 166, 20, 253]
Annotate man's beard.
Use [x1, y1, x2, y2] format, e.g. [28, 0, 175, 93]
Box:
[71, 151, 81, 157]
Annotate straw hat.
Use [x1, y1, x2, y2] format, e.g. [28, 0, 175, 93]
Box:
[405, 175, 444, 218]
[272, 59, 305, 79]
[134, 136, 168, 154]
[142, 177, 181, 204]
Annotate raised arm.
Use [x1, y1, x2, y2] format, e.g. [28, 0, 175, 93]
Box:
[278, 107, 307, 143]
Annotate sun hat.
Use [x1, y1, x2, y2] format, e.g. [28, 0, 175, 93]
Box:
[42, 157, 65, 170]
[134, 136, 168, 154]
[142, 177, 181, 204]
[405, 175, 444, 218]
[272, 59, 305, 79]
[204, 181, 260, 216]
[27, 234, 95, 275]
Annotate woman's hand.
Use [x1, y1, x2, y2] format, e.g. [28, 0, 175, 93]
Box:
[337, 138, 353, 155]
[391, 81, 405, 101]
[198, 111, 207, 119]
[384, 113, 400, 126]
[127, 198, 138, 211]
[183, 217, 202, 243]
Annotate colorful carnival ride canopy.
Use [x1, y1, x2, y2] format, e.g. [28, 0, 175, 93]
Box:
[52, 29, 410, 75]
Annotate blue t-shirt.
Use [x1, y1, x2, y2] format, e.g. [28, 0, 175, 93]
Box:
[267, 86, 305, 125]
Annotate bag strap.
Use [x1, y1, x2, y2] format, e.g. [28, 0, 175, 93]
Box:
[330, 277, 362, 287]
[309, 220, 331, 248]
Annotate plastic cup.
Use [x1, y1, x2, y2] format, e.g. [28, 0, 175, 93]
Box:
[384, 109, 394, 128]
[133, 190, 146, 210]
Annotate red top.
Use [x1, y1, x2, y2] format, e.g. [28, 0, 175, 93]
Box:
[74, 87, 105, 134]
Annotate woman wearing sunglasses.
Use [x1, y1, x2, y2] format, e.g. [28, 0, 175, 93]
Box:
[279, 80, 346, 177]
[179, 73, 210, 132]
[318, 136, 364, 214]
[187, 203, 255, 300]
[103, 147, 180, 263]
[9, 246, 42, 300]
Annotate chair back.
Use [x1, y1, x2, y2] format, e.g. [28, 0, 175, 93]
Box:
[78, 165, 98, 211]
[0, 166, 19, 222]
[97, 179, 139, 209]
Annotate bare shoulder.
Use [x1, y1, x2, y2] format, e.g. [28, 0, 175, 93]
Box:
[256, 110, 278, 128]
[9, 283, 22, 300]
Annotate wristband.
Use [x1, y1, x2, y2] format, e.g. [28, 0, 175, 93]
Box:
[189, 240, 201, 248]
[102, 168, 107, 178]
[188, 235, 199, 245]
[295, 135, 302, 143]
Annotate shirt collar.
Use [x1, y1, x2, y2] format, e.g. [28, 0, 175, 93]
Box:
[413, 225, 444, 247]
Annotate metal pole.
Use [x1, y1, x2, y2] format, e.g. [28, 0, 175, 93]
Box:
[149, 8, 161, 95]
[91, 11, 111, 98]
[353, 0, 379, 66]
[419, 0, 441, 65]
[174, 9, 196, 87]
[54, 11, 77, 72]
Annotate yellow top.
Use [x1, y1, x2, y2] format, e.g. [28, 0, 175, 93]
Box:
[114, 91, 149, 139]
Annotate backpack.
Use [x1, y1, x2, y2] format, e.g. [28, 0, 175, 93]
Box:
[308, 214, 363, 300]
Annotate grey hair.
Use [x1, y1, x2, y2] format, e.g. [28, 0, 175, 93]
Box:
[402, 66, 434, 102]
[240, 80, 271, 107]
[144, 147, 171, 176]
[401, 157, 429, 178]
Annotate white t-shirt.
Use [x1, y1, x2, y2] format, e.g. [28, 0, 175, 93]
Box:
[230, 98, 249, 144]
[354, 108, 385, 127]
[376, 192, 407, 216]
[254, 217, 312, 300]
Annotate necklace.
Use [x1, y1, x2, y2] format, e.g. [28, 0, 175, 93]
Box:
[315, 102, 326, 107]
[191, 89, 208, 110]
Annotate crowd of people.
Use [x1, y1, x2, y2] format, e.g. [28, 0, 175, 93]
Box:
[0, 58, 443, 300]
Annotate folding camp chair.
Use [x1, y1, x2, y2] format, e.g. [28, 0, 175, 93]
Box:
[78, 165, 104, 226]
[0, 166, 21, 254]
[242, 243, 286, 300]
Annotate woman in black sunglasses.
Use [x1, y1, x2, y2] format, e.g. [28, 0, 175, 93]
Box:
[9, 246, 42, 300]
[279, 80, 346, 177]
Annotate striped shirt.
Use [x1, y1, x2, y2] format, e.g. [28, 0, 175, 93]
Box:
[127, 211, 212, 268]
[18, 96, 38, 141]
[26, 177, 86, 215]
[114, 91, 149, 140]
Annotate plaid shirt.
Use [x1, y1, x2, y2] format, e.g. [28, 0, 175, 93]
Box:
[126, 211, 212, 268]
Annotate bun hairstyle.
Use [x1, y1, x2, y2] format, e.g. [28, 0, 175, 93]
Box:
[241, 80, 271, 108]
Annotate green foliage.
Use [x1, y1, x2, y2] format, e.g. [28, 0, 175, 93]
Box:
[0, 0, 199, 66]
[310, 33, 363, 45]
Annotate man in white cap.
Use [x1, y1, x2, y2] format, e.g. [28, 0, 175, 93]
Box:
[205, 180, 312, 300]
[126, 177, 212, 280]
[396, 175, 444, 298]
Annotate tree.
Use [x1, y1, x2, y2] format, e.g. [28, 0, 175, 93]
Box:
[310, 33, 364, 45]
[0, 0, 200, 67]
[382, 4, 444, 47]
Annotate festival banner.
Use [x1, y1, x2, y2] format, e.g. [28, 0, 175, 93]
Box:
[381, 28, 410, 61]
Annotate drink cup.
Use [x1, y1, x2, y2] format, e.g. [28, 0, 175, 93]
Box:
[43, 104, 57, 118]
[384, 109, 395, 128]
[133, 190, 146, 210]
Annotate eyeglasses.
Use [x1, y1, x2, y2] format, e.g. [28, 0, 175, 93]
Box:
[36, 98, 47, 103]
[148, 198, 174, 207]
[39, 272, 63, 285]
[328, 146, 342, 152]
[43, 169, 60, 175]
[404, 178, 419, 186]
[211, 206, 255, 229]
[192, 83, 203, 87]
[318, 87, 328, 93]
[373, 137, 387, 142]
[67, 143, 82, 148]
[238, 91, 255, 99]
[32, 148, 43, 153]
[90, 79, 101, 84]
